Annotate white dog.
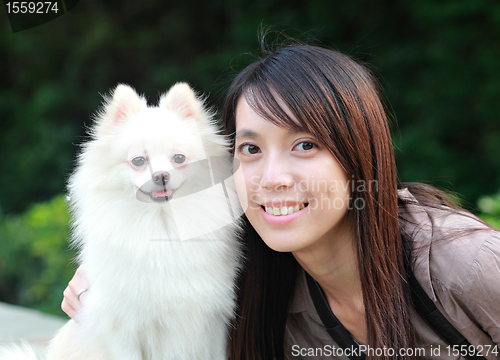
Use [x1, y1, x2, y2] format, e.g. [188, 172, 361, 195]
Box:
[0, 83, 242, 360]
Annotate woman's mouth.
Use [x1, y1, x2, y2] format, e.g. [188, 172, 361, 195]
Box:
[259, 203, 309, 225]
[261, 203, 307, 216]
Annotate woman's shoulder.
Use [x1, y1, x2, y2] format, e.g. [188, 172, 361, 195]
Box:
[399, 187, 500, 347]
[398, 187, 500, 301]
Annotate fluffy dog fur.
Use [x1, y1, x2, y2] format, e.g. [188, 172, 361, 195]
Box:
[0, 83, 242, 360]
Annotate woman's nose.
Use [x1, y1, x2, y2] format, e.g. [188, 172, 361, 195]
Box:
[260, 156, 294, 191]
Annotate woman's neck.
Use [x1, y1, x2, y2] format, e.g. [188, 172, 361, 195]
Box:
[292, 212, 367, 343]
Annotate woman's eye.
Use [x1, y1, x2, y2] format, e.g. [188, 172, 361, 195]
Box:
[294, 142, 316, 151]
[240, 144, 261, 155]
[131, 157, 146, 167]
[173, 154, 186, 164]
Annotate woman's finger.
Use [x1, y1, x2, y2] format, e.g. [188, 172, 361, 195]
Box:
[61, 265, 89, 320]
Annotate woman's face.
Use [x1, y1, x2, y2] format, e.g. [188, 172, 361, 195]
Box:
[233, 96, 354, 253]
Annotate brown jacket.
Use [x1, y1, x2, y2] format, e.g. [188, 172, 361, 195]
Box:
[285, 188, 500, 359]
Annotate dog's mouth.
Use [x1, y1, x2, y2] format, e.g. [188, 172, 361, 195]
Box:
[138, 187, 178, 202]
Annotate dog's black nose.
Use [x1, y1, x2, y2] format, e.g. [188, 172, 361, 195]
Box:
[152, 171, 170, 185]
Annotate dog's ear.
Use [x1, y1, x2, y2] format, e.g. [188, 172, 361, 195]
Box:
[159, 83, 204, 121]
[108, 84, 145, 124]
[97, 85, 146, 136]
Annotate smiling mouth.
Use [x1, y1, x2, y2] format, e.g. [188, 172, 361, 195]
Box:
[261, 203, 308, 216]
[138, 187, 178, 202]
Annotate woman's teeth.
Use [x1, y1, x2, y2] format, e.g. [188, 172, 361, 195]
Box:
[264, 204, 305, 216]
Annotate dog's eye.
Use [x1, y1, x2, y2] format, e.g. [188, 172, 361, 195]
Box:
[131, 157, 146, 167]
[173, 154, 186, 164]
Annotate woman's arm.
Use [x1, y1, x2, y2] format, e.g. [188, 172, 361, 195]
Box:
[462, 232, 500, 346]
[61, 264, 89, 320]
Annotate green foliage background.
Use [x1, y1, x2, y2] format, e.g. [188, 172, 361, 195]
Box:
[478, 192, 500, 228]
[0, 0, 499, 315]
[0, 195, 75, 315]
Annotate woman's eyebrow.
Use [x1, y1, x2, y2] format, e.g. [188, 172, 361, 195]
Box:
[235, 129, 260, 140]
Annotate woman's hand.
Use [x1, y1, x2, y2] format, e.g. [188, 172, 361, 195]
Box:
[61, 264, 89, 320]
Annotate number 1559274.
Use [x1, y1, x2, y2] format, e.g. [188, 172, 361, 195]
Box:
[5, 2, 59, 14]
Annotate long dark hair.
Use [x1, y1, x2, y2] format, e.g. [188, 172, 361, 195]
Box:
[222, 45, 447, 359]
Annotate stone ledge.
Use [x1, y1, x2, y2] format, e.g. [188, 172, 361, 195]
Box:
[0, 302, 66, 356]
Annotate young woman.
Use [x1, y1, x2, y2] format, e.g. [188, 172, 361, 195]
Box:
[63, 45, 500, 360]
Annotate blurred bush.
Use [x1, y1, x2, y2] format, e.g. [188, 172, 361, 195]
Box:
[0, 194, 75, 316]
[478, 191, 500, 229]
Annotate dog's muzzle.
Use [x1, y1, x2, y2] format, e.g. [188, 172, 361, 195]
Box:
[152, 171, 170, 185]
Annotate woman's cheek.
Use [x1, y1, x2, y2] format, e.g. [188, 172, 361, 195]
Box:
[233, 161, 250, 212]
[249, 193, 261, 211]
